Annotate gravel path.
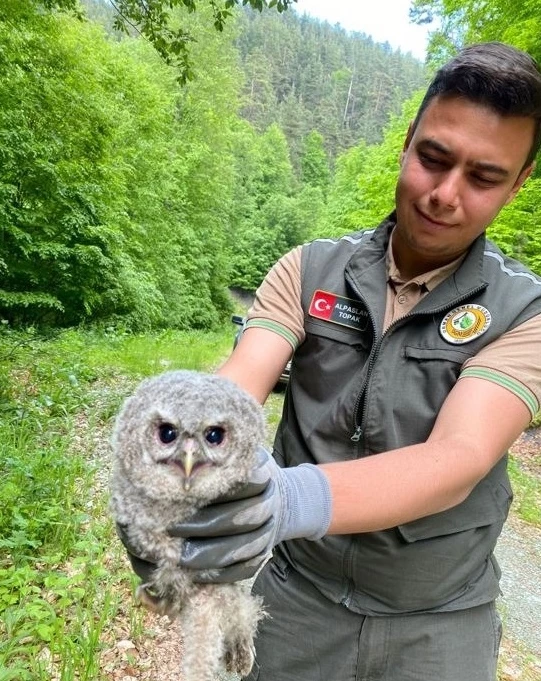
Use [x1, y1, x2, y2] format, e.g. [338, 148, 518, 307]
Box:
[496, 515, 541, 658]
[495, 427, 541, 665]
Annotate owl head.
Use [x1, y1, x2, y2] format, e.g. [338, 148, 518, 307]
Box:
[112, 370, 265, 502]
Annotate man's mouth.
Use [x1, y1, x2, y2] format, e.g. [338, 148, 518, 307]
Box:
[416, 206, 455, 228]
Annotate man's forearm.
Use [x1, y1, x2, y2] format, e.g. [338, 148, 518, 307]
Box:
[321, 376, 532, 535]
[320, 436, 490, 535]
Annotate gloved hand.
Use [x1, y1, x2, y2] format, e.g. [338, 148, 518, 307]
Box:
[116, 523, 157, 585]
[169, 446, 332, 582]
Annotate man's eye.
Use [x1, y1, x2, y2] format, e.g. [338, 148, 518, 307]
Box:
[158, 423, 178, 444]
[472, 175, 498, 187]
[419, 152, 444, 168]
[205, 426, 226, 446]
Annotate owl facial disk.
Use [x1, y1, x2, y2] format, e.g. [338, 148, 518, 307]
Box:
[154, 420, 229, 491]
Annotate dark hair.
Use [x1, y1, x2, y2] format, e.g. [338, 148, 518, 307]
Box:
[412, 42, 541, 168]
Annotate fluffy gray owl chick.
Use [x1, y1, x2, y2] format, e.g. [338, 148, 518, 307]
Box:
[110, 370, 266, 681]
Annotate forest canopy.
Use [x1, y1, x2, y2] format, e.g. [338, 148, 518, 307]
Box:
[30, 0, 298, 83]
[1, 0, 541, 331]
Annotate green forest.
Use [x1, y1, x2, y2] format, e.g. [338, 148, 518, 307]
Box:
[3, 1, 541, 333]
[0, 0, 428, 332]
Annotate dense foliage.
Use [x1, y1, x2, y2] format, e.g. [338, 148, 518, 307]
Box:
[0, 2, 241, 329]
[29, 0, 297, 83]
[236, 8, 426, 159]
[0, 1, 426, 329]
[3, 0, 541, 332]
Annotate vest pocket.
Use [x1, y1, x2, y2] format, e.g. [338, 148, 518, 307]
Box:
[397, 477, 512, 542]
[296, 320, 371, 404]
[304, 318, 371, 348]
[403, 345, 473, 364]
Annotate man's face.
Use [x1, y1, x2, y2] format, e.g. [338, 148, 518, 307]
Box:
[394, 95, 535, 278]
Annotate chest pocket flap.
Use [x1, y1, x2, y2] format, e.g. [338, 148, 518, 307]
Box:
[398, 477, 512, 542]
[304, 318, 371, 349]
[403, 345, 473, 364]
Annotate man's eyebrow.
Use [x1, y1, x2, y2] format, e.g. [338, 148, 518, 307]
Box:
[417, 139, 510, 176]
[470, 161, 510, 177]
[417, 138, 451, 156]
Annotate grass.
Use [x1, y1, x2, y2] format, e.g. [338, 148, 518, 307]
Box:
[0, 325, 234, 680]
[499, 635, 541, 681]
[82, 327, 233, 377]
[508, 456, 541, 526]
[262, 390, 286, 448]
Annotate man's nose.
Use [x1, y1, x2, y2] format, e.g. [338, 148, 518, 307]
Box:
[430, 170, 461, 209]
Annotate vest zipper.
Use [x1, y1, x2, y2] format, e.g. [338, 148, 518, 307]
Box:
[349, 301, 378, 442]
[350, 425, 363, 442]
[348, 283, 487, 442]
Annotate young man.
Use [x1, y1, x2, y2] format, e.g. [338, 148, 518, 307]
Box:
[123, 42, 541, 680]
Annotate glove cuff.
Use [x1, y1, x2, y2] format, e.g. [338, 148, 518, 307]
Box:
[277, 463, 332, 542]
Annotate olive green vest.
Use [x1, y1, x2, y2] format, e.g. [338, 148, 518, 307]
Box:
[274, 214, 541, 614]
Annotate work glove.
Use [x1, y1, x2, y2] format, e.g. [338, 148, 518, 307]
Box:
[117, 447, 332, 584]
[170, 446, 332, 582]
[116, 525, 157, 586]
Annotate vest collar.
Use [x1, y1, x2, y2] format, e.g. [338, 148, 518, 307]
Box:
[345, 212, 489, 323]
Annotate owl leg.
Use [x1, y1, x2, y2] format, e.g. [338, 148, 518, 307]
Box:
[224, 637, 256, 676]
[136, 584, 163, 612]
[179, 588, 224, 681]
[136, 562, 191, 619]
[136, 583, 178, 618]
[222, 587, 266, 676]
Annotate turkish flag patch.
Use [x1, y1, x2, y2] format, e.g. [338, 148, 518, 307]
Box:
[308, 290, 368, 330]
[308, 290, 336, 320]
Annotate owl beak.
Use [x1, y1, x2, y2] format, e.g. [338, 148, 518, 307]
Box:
[182, 452, 194, 491]
[181, 438, 197, 491]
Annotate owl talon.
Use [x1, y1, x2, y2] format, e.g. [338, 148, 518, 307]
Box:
[136, 584, 169, 615]
[224, 640, 256, 675]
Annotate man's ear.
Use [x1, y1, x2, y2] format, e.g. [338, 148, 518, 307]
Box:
[505, 161, 535, 205]
[399, 121, 415, 165]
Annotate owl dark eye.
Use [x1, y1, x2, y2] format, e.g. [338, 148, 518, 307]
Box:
[204, 426, 226, 446]
[158, 423, 178, 444]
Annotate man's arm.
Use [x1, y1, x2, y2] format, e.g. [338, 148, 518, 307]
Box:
[217, 326, 293, 404]
[171, 333, 533, 581]
[221, 326, 531, 533]
[323, 375, 532, 534]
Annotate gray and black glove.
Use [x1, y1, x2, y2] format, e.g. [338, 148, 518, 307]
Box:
[116, 523, 157, 585]
[172, 447, 332, 581]
[119, 447, 332, 584]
